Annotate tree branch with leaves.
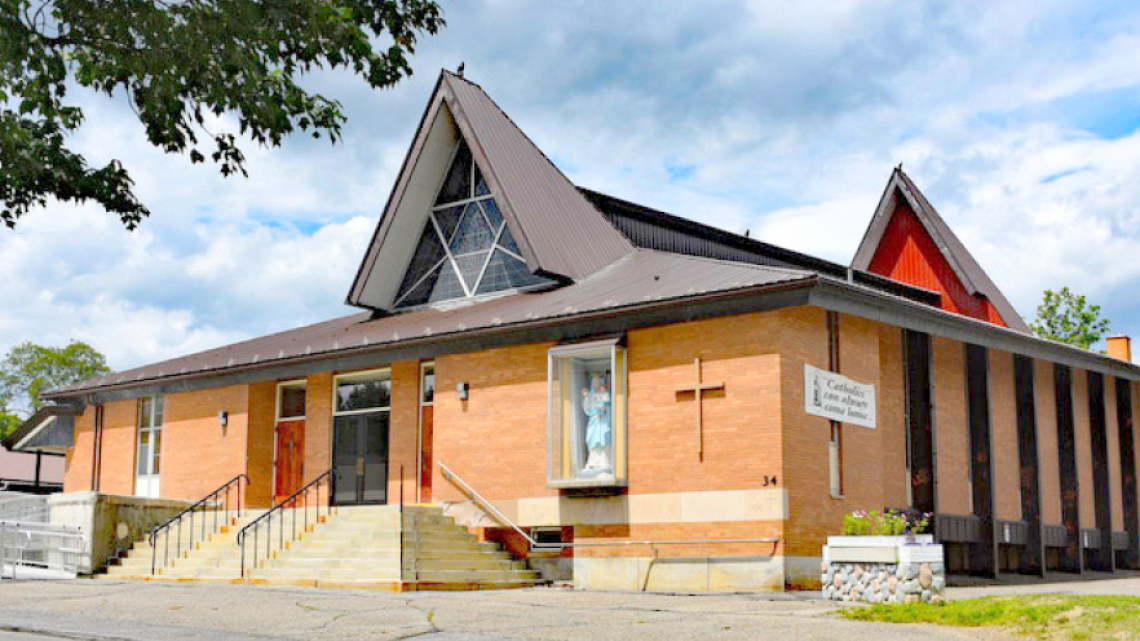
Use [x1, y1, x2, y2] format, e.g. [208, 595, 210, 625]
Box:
[1029, 286, 1112, 350]
[1, 0, 445, 229]
[0, 340, 112, 438]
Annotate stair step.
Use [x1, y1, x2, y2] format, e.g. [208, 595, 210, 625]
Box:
[248, 567, 401, 580]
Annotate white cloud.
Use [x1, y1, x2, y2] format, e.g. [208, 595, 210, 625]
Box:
[5, 0, 1140, 370]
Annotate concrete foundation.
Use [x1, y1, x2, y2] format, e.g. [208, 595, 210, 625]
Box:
[48, 492, 190, 574]
[573, 555, 784, 592]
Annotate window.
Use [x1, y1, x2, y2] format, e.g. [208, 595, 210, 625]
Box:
[335, 370, 392, 414]
[277, 381, 307, 421]
[393, 140, 555, 308]
[421, 364, 435, 405]
[548, 340, 627, 488]
[136, 395, 163, 498]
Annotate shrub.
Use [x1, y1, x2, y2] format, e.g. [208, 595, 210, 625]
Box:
[841, 510, 930, 536]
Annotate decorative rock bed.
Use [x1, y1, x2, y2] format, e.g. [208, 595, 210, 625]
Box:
[821, 535, 946, 604]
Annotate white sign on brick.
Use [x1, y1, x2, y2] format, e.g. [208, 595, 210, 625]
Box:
[804, 364, 876, 428]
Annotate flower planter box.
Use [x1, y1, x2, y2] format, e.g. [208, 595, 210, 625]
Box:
[822, 535, 945, 604]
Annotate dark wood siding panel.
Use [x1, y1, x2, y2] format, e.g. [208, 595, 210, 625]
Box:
[1014, 355, 1045, 575]
[1087, 372, 1114, 570]
[965, 344, 997, 577]
[1055, 364, 1083, 572]
[1116, 378, 1139, 569]
[905, 330, 936, 515]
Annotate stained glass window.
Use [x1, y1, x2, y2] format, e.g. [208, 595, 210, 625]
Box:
[393, 139, 556, 308]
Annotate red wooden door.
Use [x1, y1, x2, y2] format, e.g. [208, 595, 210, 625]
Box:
[275, 420, 305, 502]
[420, 406, 433, 503]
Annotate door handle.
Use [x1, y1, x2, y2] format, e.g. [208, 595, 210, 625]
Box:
[356, 458, 365, 476]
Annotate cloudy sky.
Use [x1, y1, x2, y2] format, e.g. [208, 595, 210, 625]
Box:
[4, 0, 1140, 374]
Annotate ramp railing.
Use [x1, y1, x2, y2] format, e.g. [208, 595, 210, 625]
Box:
[0, 521, 85, 580]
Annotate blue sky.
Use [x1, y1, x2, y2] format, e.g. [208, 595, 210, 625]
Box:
[4, 0, 1140, 372]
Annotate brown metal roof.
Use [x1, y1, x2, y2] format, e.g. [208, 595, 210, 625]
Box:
[347, 71, 634, 310]
[851, 167, 1031, 333]
[582, 187, 942, 307]
[442, 72, 634, 280]
[47, 251, 814, 398]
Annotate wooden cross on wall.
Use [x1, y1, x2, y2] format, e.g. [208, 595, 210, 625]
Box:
[675, 357, 725, 460]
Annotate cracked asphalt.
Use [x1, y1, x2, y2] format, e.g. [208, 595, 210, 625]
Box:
[0, 580, 1008, 640]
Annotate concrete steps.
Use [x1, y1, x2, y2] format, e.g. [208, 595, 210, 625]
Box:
[98, 504, 540, 591]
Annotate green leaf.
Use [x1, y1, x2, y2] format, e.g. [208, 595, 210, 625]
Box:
[1, 0, 447, 229]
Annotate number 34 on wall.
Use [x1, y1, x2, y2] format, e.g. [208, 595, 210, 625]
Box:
[762, 476, 778, 487]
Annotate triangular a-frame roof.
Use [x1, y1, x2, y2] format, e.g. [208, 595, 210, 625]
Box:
[852, 167, 1030, 333]
[347, 70, 633, 311]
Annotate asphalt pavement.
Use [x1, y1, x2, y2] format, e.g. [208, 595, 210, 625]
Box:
[0, 579, 1006, 641]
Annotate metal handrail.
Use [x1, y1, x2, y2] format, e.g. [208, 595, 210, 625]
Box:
[238, 468, 336, 578]
[439, 461, 780, 552]
[149, 474, 248, 575]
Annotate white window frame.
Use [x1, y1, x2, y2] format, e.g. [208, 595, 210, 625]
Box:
[135, 395, 163, 498]
[332, 368, 392, 416]
[546, 340, 628, 489]
[392, 140, 550, 310]
[275, 379, 308, 422]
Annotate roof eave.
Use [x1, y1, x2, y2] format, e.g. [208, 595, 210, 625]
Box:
[44, 276, 821, 400]
[812, 277, 1140, 379]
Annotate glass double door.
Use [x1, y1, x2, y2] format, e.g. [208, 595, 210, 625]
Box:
[333, 411, 389, 505]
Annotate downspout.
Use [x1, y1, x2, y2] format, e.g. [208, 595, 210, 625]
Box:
[90, 398, 104, 492]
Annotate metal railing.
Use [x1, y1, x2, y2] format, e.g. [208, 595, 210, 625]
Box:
[238, 468, 336, 578]
[0, 521, 85, 580]
[0, 493, 51, 524]
[149, 474, 249, 575]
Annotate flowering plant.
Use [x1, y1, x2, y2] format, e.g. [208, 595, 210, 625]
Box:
[840, 509, 931, 536]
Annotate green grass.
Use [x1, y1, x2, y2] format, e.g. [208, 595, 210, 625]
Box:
[840, 595, 1140, 640]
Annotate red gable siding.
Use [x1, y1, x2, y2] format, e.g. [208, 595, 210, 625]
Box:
[868, 202, 1008, 327]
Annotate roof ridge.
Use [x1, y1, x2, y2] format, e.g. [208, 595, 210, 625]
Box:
[634, 247, 816, 277]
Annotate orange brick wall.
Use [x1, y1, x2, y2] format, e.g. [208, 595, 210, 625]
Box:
[783, 310, 895, 557]
[247, 381, 277, 508]
[431, 340, 553, 502]
[98, 400, 138, 496]
[63, 408, 95, 492]
[1036, 359, 1062, 526]
[432, 309, 794, 505]
[388, 360, 420, 506]
[1072, 370, 1096, 530]
[989, 349, 1022, 522]
[933, 337, 970, 516]
[161, 385, 250, 502]
[303, 372, 333, 485]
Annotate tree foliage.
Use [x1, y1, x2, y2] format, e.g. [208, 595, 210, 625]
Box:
[1030, 286, 1112, 350]
[1, 0, 445, 229]
[0, 340, 111, 438]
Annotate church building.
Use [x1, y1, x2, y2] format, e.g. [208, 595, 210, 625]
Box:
[10, 70, 1140, 592]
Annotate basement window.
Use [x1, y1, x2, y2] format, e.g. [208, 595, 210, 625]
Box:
[547, 339, 627, 489]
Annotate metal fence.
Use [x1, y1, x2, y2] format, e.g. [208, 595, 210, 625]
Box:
[0, 493, 51, 524]
[0, 521, 85, 580]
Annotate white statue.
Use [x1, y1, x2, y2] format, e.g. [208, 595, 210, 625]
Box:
[581, 373, 612, 475]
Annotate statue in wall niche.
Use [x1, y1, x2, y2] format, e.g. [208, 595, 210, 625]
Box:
[581, 372, 613, 477]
